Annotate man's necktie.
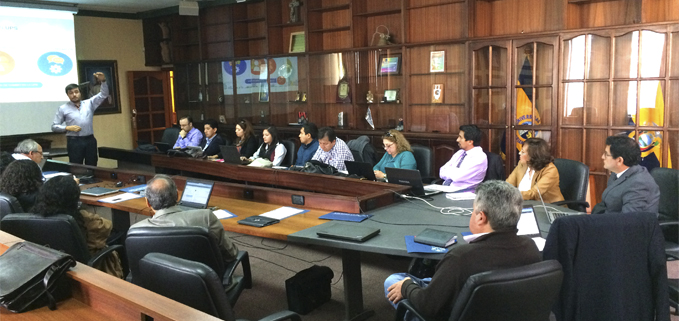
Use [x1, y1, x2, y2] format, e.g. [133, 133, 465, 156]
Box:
[456, 151, 467, 168]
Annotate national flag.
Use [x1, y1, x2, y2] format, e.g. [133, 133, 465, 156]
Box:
[628, 82, 672, 169]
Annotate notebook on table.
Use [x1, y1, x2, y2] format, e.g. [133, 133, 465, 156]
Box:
[316, 222, 380, 242]
[344, 161, 377, 181]
[81, 187, 119, 197]
[177, 179, 214, 210]
[237, 216, 280, 227]
[414, 228, 457, 248]
[154, 142, 172, 153]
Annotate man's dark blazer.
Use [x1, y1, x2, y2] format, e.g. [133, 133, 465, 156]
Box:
[200, 134, 225, 158]
[543, 212, 669, 321]
[591, 164, 659, 214]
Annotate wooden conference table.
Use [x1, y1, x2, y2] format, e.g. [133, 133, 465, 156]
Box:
[0, 231, 221, 321]
[42, 160, 560, 321]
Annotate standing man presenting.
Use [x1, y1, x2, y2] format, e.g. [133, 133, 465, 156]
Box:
[51, 72, 107, 166]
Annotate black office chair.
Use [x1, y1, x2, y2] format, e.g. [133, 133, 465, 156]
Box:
[651, 167, 679, 257]
[0, 213, 122, 268]
[395, 260, 563, 321]
[483, 151, 505, 181]
[411, 145, 434, 184]
[125, 226, 252, 307]
[543, 211, 670, 321]
[161, 126, 181, 146]
[280, 139, 296, 167]
[552, 158, 590, 212]
[139, 253, 300, 321]
[0, 192, 23, 222]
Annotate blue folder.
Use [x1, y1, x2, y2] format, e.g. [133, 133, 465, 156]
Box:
[120, 184, 147, 193]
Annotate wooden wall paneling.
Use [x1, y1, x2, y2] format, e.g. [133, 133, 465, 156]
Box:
[471, 0, 492, 38]
[566, 0, 641, 29]
[351, 0, 403, 48]
[142, 17, 168, 66]
[408, 0, 467, 42]
[669, 130, 679, 167]
[201, 5, 232, 60]
[642, 0, 679, 23]
[172, 15, 201, 62]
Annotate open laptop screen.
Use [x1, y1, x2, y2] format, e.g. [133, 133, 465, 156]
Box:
[517, 205, 541, 238]
[179, 180, 214, 209]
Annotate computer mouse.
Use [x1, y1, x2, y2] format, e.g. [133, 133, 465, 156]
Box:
[115, 181, 124, 187]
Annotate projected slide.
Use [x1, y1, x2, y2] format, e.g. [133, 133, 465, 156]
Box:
[0, 6, 77, 103]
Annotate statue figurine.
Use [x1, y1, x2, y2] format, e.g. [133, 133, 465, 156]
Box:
[295, 91, 301, 102]
[289, 0, 300, 23]
[301, 92, 307, 102]
[366, 90, 374, 104]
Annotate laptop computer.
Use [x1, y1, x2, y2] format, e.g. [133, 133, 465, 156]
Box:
[384, 167, 439, 197]
[220, 145, 250, 165]
[345, 161, 377, 181]
[316, 222, 380, 242]
[81, 187, 119, 197]
[154, 142, 172, 153]
[517, 205, 541, 238]
[177, 179, 214, 210]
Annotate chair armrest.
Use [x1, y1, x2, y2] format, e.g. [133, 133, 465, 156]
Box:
[225, 250, 252, 289]
[394, 299, 430, 321]
[552, 200, 589, 209]
[659, 221, 679, 227]
[87, 244, 123, 268]
[245, 310, 301, 321]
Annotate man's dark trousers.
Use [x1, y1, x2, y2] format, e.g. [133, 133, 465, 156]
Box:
[67, 135, 98, 166]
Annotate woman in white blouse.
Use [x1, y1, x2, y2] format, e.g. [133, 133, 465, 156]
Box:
[250, 126, 287, 166]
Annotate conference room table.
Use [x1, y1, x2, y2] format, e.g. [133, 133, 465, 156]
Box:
[44, 160, 563, 321]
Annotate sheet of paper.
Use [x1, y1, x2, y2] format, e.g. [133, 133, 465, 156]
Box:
[97, 192, 142, 203]
[424, 184, 464, 193]
[259, 206, 308, 220]
[532, 237, 546, 251]
[43, 172, 72, 180]
[213, 209, 236, 220]
[445, 192, 476, 200]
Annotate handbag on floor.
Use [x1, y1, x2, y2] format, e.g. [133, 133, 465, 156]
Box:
[0, 241, 77, 313]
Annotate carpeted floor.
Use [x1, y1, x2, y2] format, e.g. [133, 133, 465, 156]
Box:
[225, 232, 411, 321]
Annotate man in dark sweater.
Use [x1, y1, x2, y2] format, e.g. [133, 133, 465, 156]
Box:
[385, 180, 542, 321]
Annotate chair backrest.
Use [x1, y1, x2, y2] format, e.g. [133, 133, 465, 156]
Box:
[138, 253, 235, 321]
[280, 140, 296, 167]
[161, 126, 181, 146]
[449, 260, 563, 321]
[410, 145, 433, 183]
[0, 192, 23, 221]
[543, 212, 670, 321]
[483, 151, 505, 181]
[125, 226, 225, 285]
[347, 136, 377, 166]
[0, 213, 91, 263]
[553, 158, 589, 211]
[650, 167, 678, 221]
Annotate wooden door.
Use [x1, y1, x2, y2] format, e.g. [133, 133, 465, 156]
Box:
[128, 71, 173, 147]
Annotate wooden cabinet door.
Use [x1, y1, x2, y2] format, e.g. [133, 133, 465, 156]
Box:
[128, 71, 173, 147]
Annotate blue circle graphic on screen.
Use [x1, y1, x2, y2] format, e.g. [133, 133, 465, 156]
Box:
[224, 60, 246, 76]
[37, 52, 73, 76]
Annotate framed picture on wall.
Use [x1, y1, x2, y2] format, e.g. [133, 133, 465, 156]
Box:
[77, 60, 121, 115]
[378, 54, 401, 76]
[430, 51, 445, 73]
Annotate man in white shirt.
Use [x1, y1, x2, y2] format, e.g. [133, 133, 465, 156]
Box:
[439, 125, 488, 191]
[12, 139, 43, 165]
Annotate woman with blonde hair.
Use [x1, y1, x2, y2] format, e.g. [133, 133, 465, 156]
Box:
[373, 130, 417, 179]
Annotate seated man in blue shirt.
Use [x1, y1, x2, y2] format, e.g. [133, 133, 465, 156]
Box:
[295, 122, 319, 166]
[173, 116, 203, 149]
